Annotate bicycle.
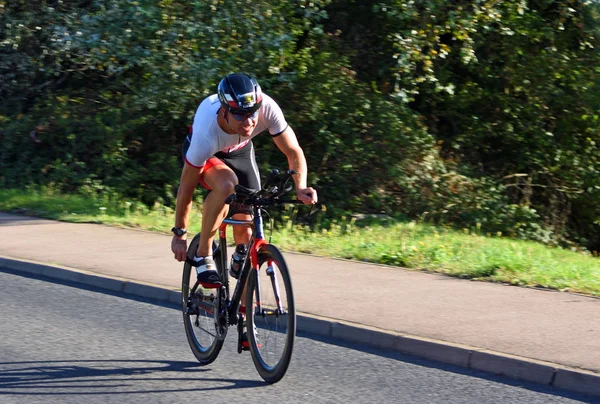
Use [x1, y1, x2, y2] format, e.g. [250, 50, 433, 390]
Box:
[181, 169, 306, 383]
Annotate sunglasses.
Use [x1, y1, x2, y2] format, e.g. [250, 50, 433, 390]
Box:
[231, 110, 259, 121]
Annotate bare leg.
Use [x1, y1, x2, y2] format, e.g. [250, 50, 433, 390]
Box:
[196, 164, 252, 316]
[232, 213, 252, 245]
[196, 165, 237, 257]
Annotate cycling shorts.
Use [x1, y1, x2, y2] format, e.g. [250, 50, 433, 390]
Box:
[182, 135, 261, 192]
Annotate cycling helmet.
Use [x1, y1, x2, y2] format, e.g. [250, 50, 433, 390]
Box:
[217, 73, 263, 115]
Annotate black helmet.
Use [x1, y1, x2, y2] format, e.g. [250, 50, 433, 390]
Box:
[217, 73, 263, 115]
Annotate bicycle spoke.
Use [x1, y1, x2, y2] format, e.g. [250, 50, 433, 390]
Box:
[193, 318, 219, 338]
[181, 233, 225, 365]
[246, 244, 295, 383]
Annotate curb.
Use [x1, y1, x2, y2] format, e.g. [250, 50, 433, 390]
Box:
[1, 255, 599, 398]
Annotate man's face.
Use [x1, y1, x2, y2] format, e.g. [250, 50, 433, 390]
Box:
[228, 110, 259, 137]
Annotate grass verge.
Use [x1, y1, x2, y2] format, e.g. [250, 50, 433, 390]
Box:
[1, 187, 598, 296]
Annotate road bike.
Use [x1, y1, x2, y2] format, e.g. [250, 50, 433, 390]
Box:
[181, 169, 305, 383]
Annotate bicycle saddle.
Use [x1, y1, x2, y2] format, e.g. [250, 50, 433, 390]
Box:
[225, 185, 258, 206]
[234, 184, 258, 196]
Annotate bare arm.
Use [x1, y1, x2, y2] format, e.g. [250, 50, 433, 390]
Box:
[273, 126, 318, 204]
[171, 162, 201, 261]
[175, 163, 202, 229]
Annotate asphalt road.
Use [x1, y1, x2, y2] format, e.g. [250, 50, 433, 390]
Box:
[0, 270, 596, 404]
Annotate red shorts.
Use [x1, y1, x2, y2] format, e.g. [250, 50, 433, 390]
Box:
[197, 157, 226, 190]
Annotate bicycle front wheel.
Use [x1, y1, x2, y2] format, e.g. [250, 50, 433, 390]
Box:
[182, 233, 224, 365]
[245, 244, 296, 383]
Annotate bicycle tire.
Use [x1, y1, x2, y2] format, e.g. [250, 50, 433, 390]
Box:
[245, 244, 296, 383]
[182, 233, 225, 365]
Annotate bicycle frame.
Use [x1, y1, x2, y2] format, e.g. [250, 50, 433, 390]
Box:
[216, 205, 271, 326]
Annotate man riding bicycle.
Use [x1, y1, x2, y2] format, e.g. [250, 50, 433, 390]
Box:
[171, 73, 318, 290]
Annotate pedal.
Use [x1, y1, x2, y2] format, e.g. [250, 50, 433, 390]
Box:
[238, 333, 251, 352]
[201, 293, 215, 301]
[237, 312, 245, 354]
[186, 296, 199, 315]
[186, 304, 199, 316]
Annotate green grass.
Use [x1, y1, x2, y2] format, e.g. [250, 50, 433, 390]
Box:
[1, 187, 599, 296]
[0, 188, 203, 234]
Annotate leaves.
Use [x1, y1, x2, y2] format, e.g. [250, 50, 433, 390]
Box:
[1, 0, 599, 251]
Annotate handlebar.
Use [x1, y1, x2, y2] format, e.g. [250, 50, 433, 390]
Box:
[225, 169, 304, 208]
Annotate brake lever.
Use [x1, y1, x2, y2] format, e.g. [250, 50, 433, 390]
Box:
[264, 169, 280, 189]
[279, 170, 296, 196]
[307, 203, 322, 216]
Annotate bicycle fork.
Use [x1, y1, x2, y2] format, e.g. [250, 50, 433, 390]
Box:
[266, 261, 285, 316]
[251, 252, 286, 317]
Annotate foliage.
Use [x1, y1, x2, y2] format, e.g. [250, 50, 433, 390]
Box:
[325, 0, 600, 248]
[263, 33, 435, 215]
[0, 0, 331, 205]
[1, 0, 599, 251]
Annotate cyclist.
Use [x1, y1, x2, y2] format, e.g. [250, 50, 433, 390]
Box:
[171, 73, 318, 288]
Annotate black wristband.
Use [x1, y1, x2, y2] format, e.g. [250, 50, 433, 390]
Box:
[171, 227, 187, 237]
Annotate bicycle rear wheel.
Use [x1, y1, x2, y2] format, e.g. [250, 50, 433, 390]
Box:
[245, 244, 296, 383]
[182, 233, 225, 365]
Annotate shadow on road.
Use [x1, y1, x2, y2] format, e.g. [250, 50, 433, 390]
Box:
[0, 212, 57, 227]
[0, 359, 264, 395]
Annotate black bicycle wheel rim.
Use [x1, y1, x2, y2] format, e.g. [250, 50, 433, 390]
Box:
[246, 244, 296, 383]
[182, 233, 224, 365]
